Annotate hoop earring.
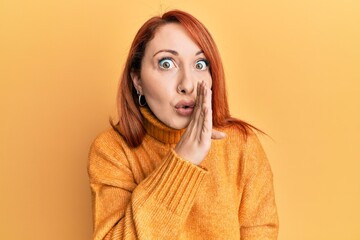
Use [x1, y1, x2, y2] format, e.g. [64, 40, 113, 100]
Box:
[137, 91, 146, 106]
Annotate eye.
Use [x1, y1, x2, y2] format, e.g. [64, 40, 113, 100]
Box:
[159, 58, 175, 69]
[195, 59, 209, 70]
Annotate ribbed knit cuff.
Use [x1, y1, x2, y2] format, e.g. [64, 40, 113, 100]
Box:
[136, 149, 208, 215]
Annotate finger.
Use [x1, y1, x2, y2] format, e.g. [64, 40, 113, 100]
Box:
[185, 81, 201, 133]
[203, 82, 212, 123]
[194, 81, 206, 139]
[198, 82, 212, 140]
[191, 81, 201, 120]
[211, 129, 227, 139]
[201, 84, 212, 138]
[190, 81, 203, 131]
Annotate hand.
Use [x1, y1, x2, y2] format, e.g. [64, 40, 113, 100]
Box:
[174, 81, 226, 165]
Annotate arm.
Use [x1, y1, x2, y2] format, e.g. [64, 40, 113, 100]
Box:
[88, 134, 208, 240]
[238, 132, 279, 240]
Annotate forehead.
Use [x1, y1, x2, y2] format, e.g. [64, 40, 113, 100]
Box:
[146, 23, 201, 55]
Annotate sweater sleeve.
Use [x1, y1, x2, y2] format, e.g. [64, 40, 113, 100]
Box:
[238, 131, 279, 240]
[88, 132, 208, 240]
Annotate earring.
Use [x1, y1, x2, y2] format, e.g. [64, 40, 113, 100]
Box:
[137, 90, 146, 106]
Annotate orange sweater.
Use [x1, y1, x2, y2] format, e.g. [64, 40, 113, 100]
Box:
[88, 107, 279, 239]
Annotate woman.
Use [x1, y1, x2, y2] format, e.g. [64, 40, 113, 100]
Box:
[88, 10, 279, 240]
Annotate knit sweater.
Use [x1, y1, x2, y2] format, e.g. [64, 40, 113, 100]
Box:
[88, 107, 279, 240]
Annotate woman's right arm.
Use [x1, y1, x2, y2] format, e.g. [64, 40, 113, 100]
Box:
[88, 135, 208, 240]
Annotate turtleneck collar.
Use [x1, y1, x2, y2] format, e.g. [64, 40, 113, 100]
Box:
[140, 107, 185, 144]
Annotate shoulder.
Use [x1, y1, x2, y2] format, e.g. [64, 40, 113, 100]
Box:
[216, 124, 261, 148]
[88, 128, 136, 184]
[90, 128, 129, 153]
[88, 128, 134, 182]
[215, 125, 267, 168]
[88, 128, 132, 167]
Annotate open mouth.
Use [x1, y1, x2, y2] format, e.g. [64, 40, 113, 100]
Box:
[175, 100, 196, 116]
[175, 102, 195, 116]
[176, 105, 195, 110]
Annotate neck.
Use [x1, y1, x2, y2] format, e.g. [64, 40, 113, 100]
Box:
[140, 107, 185, 144]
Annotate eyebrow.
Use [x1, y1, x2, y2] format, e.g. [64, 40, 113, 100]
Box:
[153, 49, 204, 57]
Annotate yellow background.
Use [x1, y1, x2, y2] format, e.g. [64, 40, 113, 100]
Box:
[1, 0, 359, 239]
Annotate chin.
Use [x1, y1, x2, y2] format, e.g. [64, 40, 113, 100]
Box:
[167, 118, 190, 130]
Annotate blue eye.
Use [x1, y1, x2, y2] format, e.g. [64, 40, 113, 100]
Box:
[195, 59, 209, 70]
[159, 58, 175, 69]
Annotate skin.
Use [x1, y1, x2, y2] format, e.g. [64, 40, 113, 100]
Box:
[132, 23, 225, 165]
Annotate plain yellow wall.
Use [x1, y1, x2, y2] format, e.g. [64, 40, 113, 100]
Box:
[1, 0, 359, 239]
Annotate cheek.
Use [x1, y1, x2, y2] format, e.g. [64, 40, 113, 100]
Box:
[141, 72, 175, 102]
[144, 84, 170, 102]
[202, 71, 213, 88]
[208, 76, 213, 88]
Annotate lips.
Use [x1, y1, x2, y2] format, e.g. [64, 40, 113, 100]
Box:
[175, 100, 196, 109]
[175, 100, 195, 116]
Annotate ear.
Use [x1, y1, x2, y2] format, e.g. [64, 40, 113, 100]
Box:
[130, 72, 142, 94]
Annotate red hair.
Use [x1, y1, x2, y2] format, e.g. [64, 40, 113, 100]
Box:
[112, 10, 261, 148]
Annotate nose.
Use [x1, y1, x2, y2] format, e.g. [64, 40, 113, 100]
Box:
[177, 67, 196, 94]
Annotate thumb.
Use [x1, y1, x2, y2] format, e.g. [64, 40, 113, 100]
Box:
[211, 129, 227, 140]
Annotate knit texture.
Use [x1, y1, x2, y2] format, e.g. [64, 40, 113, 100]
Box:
[88, 107, 279, 239]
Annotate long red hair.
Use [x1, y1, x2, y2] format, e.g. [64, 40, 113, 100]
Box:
[112, 10, 261, 148]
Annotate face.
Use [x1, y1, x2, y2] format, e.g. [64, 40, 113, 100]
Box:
[132, 23, 212, 129]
